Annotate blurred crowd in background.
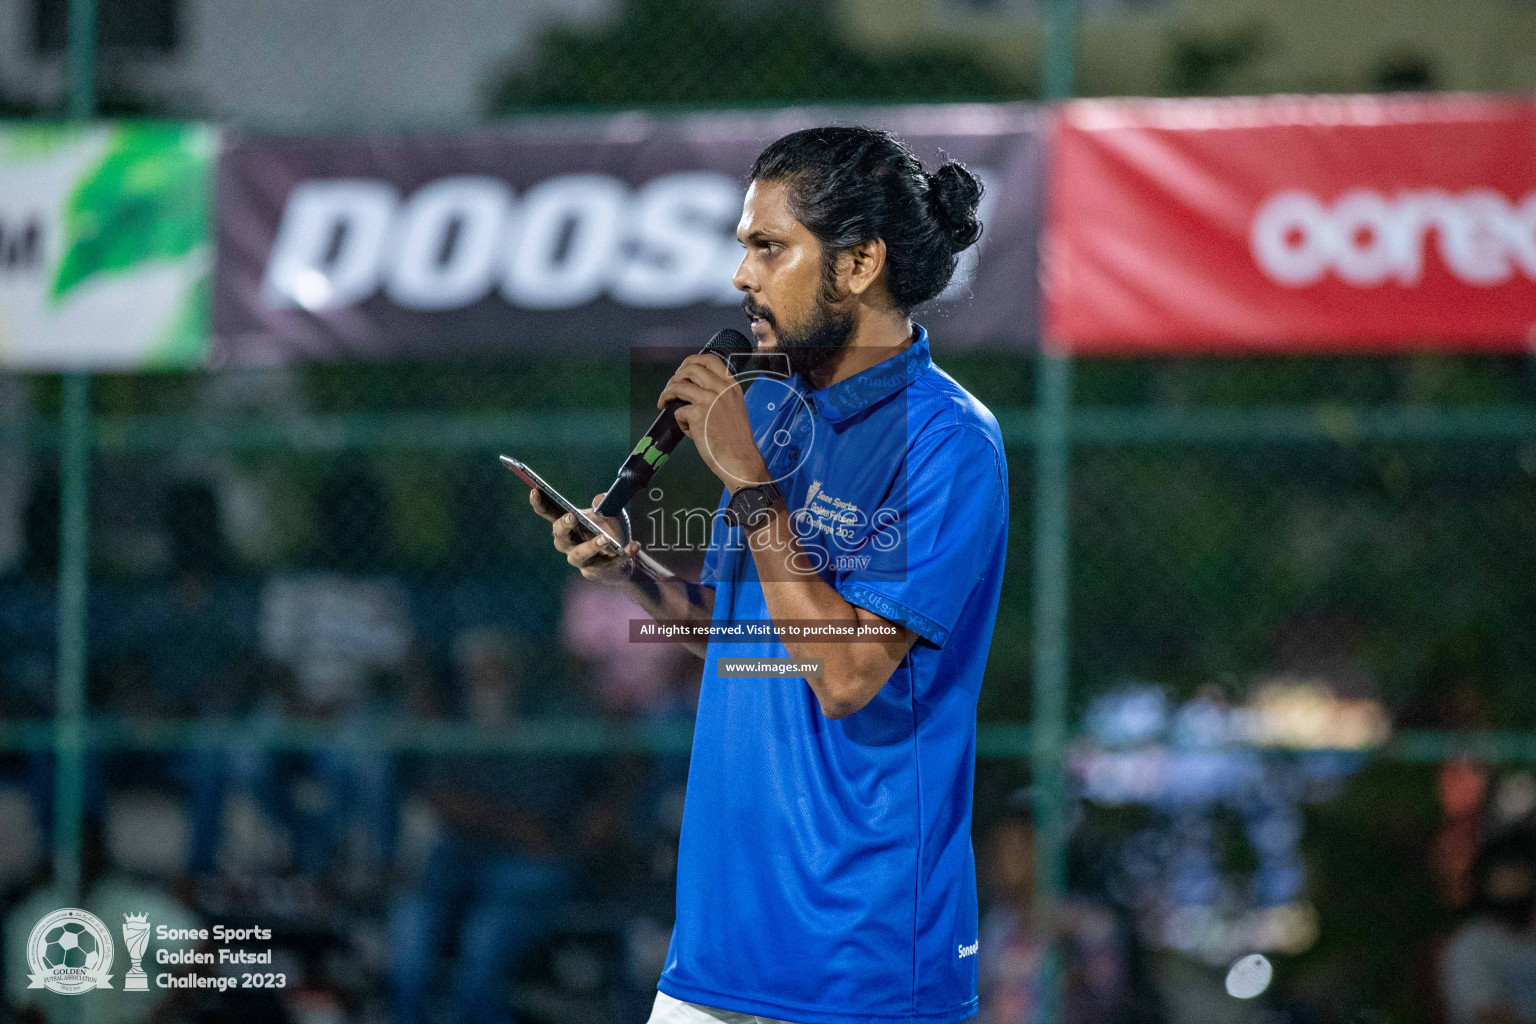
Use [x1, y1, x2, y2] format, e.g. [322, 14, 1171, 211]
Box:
[0, 452, 700, 1023]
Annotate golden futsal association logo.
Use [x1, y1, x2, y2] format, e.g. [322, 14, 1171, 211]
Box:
[26, 908, 115, 994]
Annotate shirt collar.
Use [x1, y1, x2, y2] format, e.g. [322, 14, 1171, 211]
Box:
[800, 324, 932, 423]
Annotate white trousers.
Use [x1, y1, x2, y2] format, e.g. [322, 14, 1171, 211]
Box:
[647, 990, 805, 1024]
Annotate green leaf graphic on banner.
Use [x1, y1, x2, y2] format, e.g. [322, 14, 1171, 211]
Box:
[50, 125, 212, 302]
[145, 267, 210, 368]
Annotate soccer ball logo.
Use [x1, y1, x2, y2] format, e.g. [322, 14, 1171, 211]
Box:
[25, 909, 114, 994]
[42, 922, 100, 971]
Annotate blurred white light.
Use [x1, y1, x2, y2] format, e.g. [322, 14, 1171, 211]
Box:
[1495, 772, 1536, 827]
[292, 268, 335, 311]
[1225, 953, 1273, 999]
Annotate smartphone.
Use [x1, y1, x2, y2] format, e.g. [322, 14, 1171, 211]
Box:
[499, 455, 624, 552]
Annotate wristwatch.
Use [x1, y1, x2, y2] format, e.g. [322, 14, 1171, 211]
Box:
[722, 480, 783, 530]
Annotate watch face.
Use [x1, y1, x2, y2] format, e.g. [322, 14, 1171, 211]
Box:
[727, 484, 776, 530]
[726, 492, 751, 528]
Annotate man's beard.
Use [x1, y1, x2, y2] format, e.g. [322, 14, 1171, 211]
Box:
[743, 292, 855, 385]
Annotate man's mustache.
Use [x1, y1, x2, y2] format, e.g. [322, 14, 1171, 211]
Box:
[742, 297, 776, 328]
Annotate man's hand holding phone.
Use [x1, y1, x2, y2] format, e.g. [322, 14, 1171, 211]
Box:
[508, 456, 710, 657]
[528, 488, 643, 587]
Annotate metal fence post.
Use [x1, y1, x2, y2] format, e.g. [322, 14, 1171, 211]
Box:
[1030, 353, 1073, 1024]
[68, 0, 96, 120]
[53, 0, 97, 909]
[52, 376, 90, 905]
[1032, 1, 1077, 1022]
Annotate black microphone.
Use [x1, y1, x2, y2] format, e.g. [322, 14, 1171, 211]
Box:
[596, 329, 753, 518]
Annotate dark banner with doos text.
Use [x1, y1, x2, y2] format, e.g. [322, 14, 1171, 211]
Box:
[214, 105, 1044, 364]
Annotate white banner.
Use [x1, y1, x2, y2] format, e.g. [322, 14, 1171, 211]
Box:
[0, 124, 215, 370]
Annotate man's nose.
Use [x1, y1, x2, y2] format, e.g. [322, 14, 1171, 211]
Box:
[732, 254, 754, 293]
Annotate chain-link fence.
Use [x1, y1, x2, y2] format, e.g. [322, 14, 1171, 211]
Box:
[1056, 354, 1536, 1022]
[3, 351, 1535, 1021]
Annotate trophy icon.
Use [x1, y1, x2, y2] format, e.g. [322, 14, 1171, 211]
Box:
[121, 913, 150, 991]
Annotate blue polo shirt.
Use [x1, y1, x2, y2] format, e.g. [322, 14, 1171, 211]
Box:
[659, 325, 1008, 1024]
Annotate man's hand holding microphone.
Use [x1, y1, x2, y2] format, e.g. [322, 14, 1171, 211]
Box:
[533, 328, 755, 588]
[526, 331, 754, 656]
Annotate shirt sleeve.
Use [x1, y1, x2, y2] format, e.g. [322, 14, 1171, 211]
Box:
[833, 424, 1006, 648]
[697, 486, 731, 588]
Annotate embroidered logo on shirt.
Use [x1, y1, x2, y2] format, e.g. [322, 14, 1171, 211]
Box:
[799, 480, 863, 542]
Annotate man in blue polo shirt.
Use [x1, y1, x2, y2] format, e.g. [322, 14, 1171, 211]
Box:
[536, 127, 1007, 1024]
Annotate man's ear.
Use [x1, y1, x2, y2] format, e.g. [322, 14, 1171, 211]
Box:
[843, 238, 887, 299]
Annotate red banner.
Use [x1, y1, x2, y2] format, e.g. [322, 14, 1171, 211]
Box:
[1045, 95, 1536, 354]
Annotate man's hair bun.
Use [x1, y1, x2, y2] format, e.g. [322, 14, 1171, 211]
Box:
[926, 162, 984, 253]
